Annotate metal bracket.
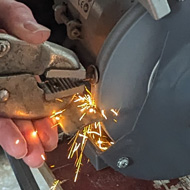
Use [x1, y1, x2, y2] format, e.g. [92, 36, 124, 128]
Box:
[138, 0, 171, 20]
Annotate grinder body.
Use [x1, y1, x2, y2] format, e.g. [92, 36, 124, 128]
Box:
[54, 0, 190, 180]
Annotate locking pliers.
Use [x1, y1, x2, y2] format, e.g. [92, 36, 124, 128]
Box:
[0, 33, 86, 119]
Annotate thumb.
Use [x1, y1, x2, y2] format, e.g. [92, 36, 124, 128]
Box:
[0, 0, 50, 44]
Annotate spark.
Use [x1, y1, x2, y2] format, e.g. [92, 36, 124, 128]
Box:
[50, 165, 55, 168]
[78, 134, 88, 139]
[50, 109, 65, 118]
[87, 131, 101, 136]
[50, 179, 60, 190]
[68, 131, 80, 159]
[51, 123, 59, 128]
[32, 131, 37, 137]
[101, 110, 107, 120]
[111, 109, 118, 116]
[55, 116, 60, 121]
[56, 98, 63, 102]
[15, 139, 20, 145]
[71, 143, 81, 158]
[50, 87, 118, 182]
[113, 119, 118, 123]
[79, 113, 86, 121]
[41, 154, 46, 161]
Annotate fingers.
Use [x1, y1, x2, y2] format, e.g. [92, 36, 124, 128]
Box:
[33, 118, 58, 152]
[14, 120, 45, 168]
[0, 0, 50, 44]
[0, 118, 27, 159]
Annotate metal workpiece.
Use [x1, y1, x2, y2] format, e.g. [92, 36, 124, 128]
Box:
[57, 101, 103, 135]
[138, 0, 171, 20]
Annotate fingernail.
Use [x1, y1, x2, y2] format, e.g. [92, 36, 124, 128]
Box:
[24, 21, 50, 33]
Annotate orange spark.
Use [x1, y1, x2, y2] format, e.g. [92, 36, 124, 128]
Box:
[55, 116, 60, 121]
[41, 154, 46, 161]
[101, 110, 107, 120]
[79, 113, 86, 121]
[111, 109, 119, 116]
[50, 165, 55, 168]
[32, 131, 37, 137]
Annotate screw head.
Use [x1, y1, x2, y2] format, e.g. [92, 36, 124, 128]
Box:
[0, 40, 10, 57]
[117, 157, 129, 168]
[0, 89, 9, 102]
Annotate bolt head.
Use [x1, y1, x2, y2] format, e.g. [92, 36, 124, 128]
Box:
[0, 89, 9, 102]
[0, 40, 10, 57]
[117, 157, 129, 168]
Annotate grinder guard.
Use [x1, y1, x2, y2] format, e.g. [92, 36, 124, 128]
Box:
[54, 0, 190, 180]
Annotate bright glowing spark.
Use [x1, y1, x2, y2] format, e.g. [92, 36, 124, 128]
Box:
[15, 140, 20, 145]
[41, 154, 46, 161]
[101, 110, 107, 120]
[71, 143, 81, 158]
[111, 109, 118, 116]
[98, 122, 102, 137]
[50, 165, 55, 168]
[113, 119, 118, 123]
[55, 116, 60, 121]
[68, 132, 79, 159]
[50, 179, 60, 190]
[50, 109, 65, 118]
[51, 123, 59, 128]
[79, 133, 88, 139]
[89, 108, 96, 113]
[55, 98, 63, 102]
[66, 88, 117, 182]
[32, 131, 37, 137]
[87, 131, 101, 136]
[79, 113, 86, 121]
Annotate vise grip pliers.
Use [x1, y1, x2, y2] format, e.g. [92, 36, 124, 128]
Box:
[0, 33, 86, 120]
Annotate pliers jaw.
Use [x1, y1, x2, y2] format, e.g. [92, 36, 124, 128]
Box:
[0, 34, 86, 119]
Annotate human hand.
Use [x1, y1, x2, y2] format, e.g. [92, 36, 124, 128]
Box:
[0, 0, 58, 167]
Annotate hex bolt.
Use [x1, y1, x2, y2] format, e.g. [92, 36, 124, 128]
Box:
[0, 40, 11, 57]
[0, 89, 9, 102]
[117, 157, 129, 168]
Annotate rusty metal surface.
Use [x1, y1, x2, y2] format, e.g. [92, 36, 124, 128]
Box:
[0, 34, 86, 119]
[46, 139, 187, 190]
[0, 34, 83, 76]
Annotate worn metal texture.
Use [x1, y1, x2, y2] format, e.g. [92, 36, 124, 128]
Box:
[0, 34, 84, 76]
[0, 34, 87, 120]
